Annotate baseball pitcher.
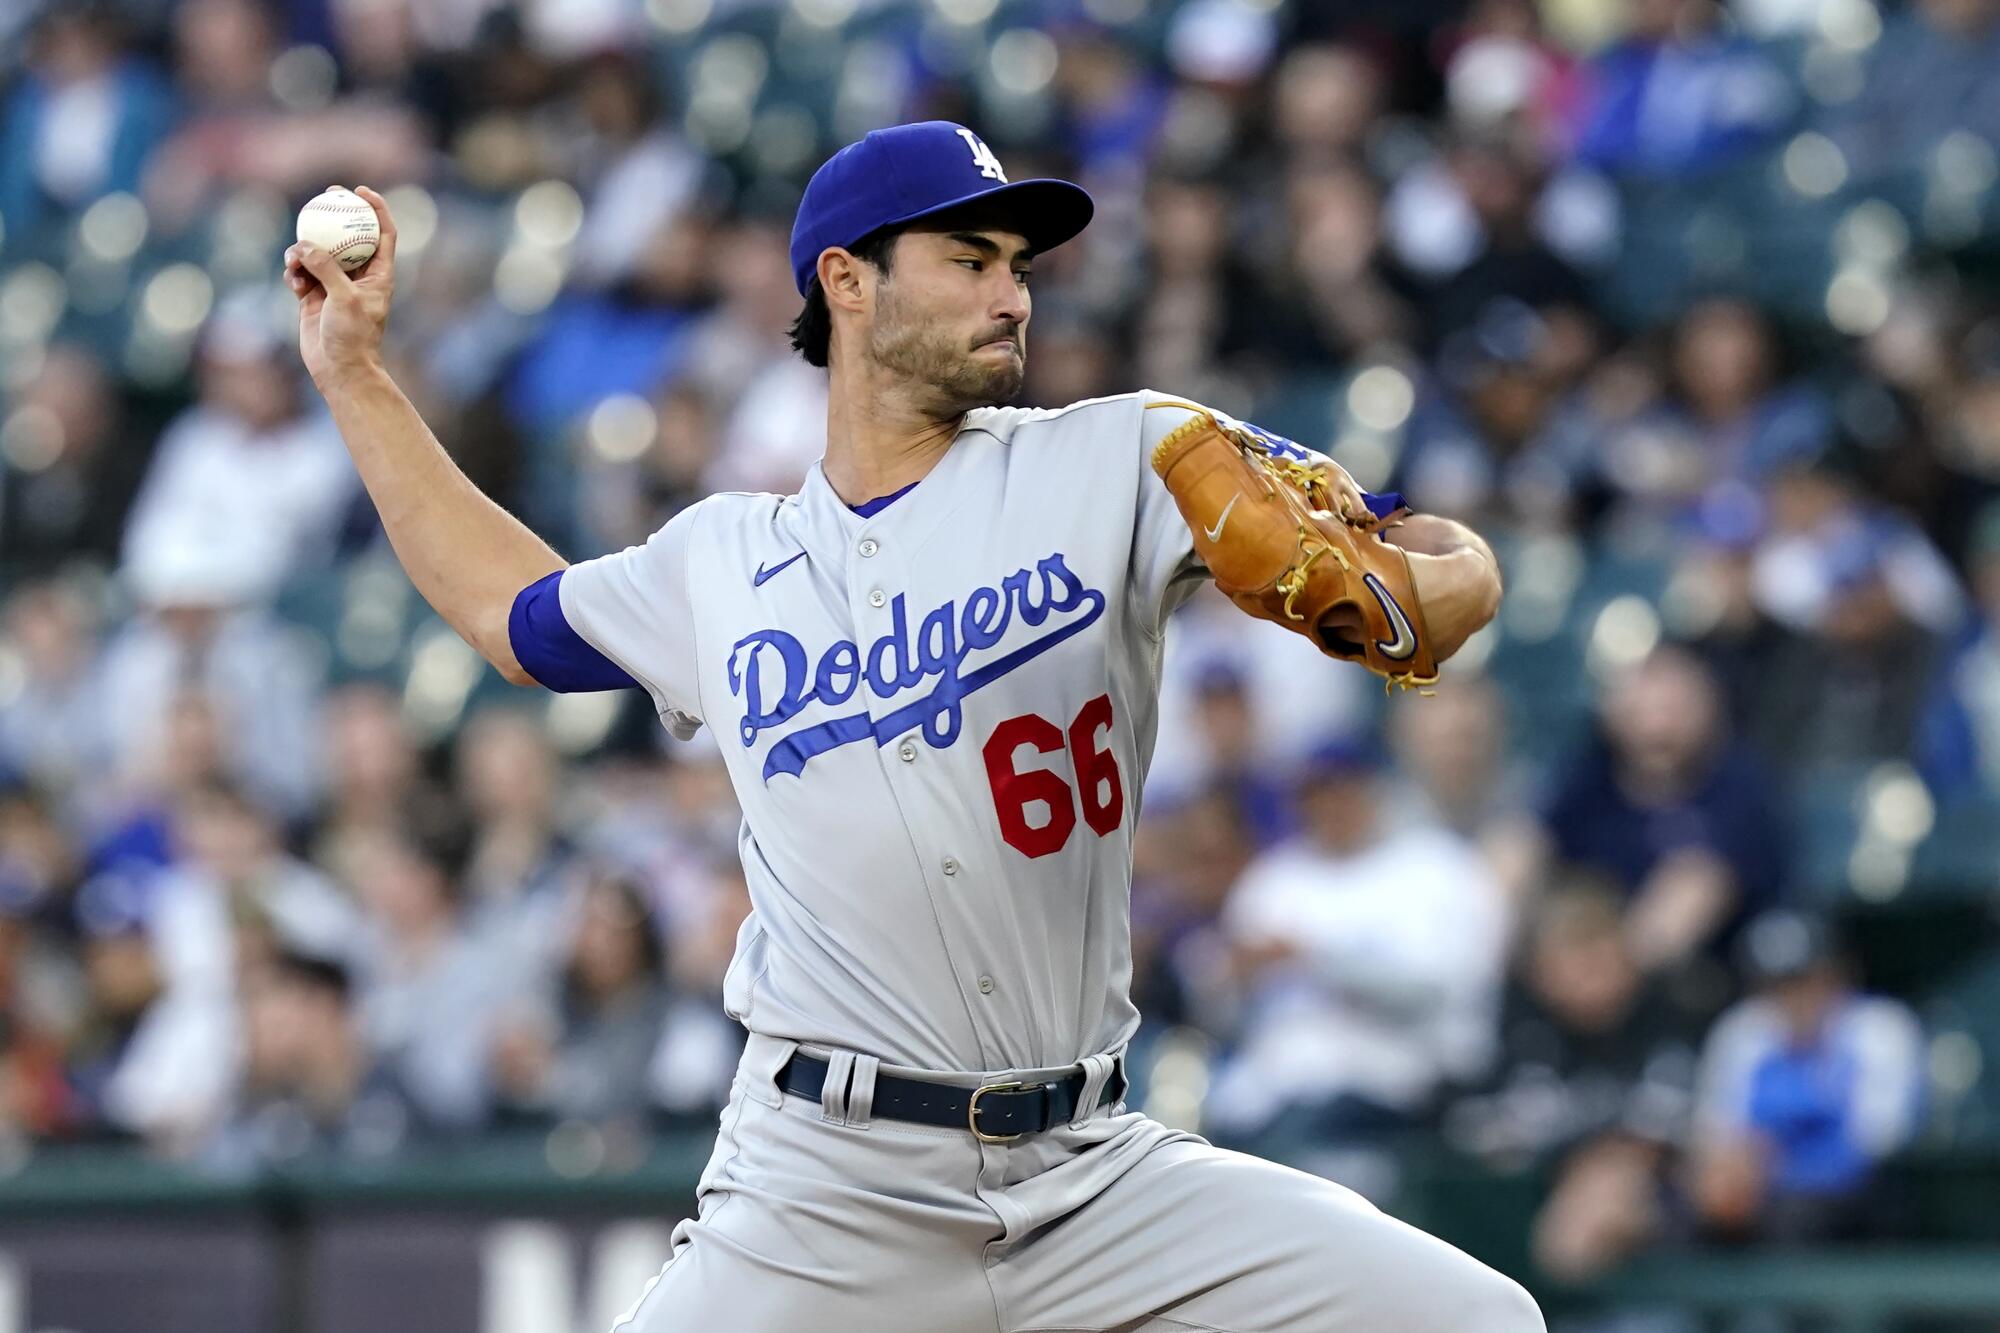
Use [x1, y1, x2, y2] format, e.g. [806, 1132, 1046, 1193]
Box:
[285, 121, 1535, 1332]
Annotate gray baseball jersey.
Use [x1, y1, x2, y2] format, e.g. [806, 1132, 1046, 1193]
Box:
[511, 391, 1542, 1333]
[550, 390, 1223, 1074]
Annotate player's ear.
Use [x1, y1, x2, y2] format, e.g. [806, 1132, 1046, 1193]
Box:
[819, 247, 872, 314]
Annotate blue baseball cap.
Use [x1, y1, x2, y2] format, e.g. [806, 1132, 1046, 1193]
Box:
[789, 121, 1094, 297]
[1298, 734, 1385, 785]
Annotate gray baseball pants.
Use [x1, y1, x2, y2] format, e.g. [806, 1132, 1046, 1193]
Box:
[611, 1033, 1545, 1332]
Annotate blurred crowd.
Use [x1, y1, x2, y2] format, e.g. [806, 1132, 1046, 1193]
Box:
[1, 0, 1997, 1285]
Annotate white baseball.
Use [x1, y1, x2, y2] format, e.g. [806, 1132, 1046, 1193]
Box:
[296, 186, 380, 272]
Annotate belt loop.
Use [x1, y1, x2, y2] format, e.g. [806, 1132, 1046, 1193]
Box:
[742, 1033, 796, 1109]
[1069, 1053, 1115, 1129]
[819, 1050, 856, 1124]
[845, 1054, 880, 1128]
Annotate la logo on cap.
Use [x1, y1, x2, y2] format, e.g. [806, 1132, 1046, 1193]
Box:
[955, 128, 1008, 182]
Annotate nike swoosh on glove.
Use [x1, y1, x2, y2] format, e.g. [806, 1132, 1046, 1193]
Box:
[1150, 406, 1439, 692]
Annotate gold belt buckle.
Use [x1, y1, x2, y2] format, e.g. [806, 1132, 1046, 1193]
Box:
[967, 1080, 1027, 1144]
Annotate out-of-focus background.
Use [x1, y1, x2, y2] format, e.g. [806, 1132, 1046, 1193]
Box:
[0, 0, 1997, 1328]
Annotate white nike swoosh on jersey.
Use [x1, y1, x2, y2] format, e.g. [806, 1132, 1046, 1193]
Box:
[1364, 571, 1418, 660]
[1204, 493, 1241, 542]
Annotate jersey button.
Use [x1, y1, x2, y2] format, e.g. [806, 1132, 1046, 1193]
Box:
[941, 857, 959, 876]
[898, 741, 918, 762]
[859, 539, 878, 557]
[977, 975, 994, 995]
[868, 589, 886, 608]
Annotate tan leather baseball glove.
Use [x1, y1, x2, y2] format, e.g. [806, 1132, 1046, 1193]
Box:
[1150, 406, 1440, 691]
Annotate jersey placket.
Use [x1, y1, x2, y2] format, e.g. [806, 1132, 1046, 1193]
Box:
[843, 496, 1015, 1072]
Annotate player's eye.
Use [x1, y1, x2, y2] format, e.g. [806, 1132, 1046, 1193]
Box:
[956, 258, 982, 270]
[1013, 270, 1032, 285]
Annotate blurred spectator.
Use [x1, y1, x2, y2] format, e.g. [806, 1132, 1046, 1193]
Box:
[1745, 452, 1964, 772]
[1247, 160, 1418, 377]
[1123, 173, 1264, 408]
[649, 859, 751, 1119]
[64, 871, 160, 1136]
[0, 795, 79, 1140]
[1396, 298, 1597, 521]
[0, 4, 176, 243]
[1663, 483, 1778, 724]
[1050, 20, 1170, 179]
[493, 873, 670, 1124]
[1129, 786, 1256, 1040]
[1439, 0, 1586, 155]
[1387, 672, 1542, 904]
[1204, 738, 1508, 1144]
[680, 217, 804, 405]
[564, 50, 705, 292]
[120, 296, 360, 602]
[1183, 660, 1295, 849]
[347, 826, 499, 1130]
[1595, 298, 1831, 523]
[1384, 133, 1598, 346]
[1020, 311, 1124, 411]
[98, 537, 325, 821]
[1690, 911, 1924, 1242]
[306, 683, 463, 883]
[1150, 590, 1375, 794]
[111, 781, 357, 1152]
[1449, 880, 1698, 1279]
[1853, 288, 1997, 562]
[1539, 645, 1787, 978]
[322, 0, 435, 104]
[0, 784, 81, 942]
[0, 579, 112, 800]
[454, 707, 581, 990]
[1163, 0, 1281, 93]
[1831, 0, 2000, 192]
[142, 0, 427, 234]
[1922, 501, 2000, 796]
[1570, 0, 1795, 178]
[500, 208, 725, 545]
[0, 344, 153, 575]
[1266, 44, 1385, 164]
[205, 950, 414, 1170]
[699, 344, 829, 500]
[575, 380, 712, 552]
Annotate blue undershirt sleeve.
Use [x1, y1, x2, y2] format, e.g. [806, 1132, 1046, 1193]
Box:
[508, 569, 642, 692]
[1363, 490, 1407, 519]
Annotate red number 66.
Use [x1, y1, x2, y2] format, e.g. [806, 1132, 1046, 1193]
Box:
[980, 694, 1124, 859]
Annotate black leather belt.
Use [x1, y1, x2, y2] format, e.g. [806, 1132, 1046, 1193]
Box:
[777, 1052, 1125, 1143]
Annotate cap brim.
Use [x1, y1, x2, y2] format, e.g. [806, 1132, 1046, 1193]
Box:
[882, 178, 1094, 256]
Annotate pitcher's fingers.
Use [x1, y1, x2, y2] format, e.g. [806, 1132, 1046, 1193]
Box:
[1338, 481, 1369, 525]
[283, 252, 315, 296]
[352, 186, 397, 267]
[292, 243, 355, 297]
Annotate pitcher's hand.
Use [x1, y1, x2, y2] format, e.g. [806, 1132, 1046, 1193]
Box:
[285, 185, 398, 391]
[1318, 458, 1370, 525]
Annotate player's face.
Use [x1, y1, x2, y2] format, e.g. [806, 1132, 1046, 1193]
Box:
[866, 226, 1033, 414]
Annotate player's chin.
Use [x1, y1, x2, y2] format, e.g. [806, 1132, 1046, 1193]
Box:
[976, 342, 1024, 390]
[945, 354, 1024, 408]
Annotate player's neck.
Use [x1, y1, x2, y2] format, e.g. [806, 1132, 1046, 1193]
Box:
[821, 367, 963, 507]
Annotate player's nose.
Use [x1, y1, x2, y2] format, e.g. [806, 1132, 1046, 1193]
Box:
[986, 271, 1028, 325]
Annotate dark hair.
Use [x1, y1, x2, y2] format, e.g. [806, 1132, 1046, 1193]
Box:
[789, 225, 901, 368]
[272, 948, 354, 1003]
[561, 873, 665, 1012]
